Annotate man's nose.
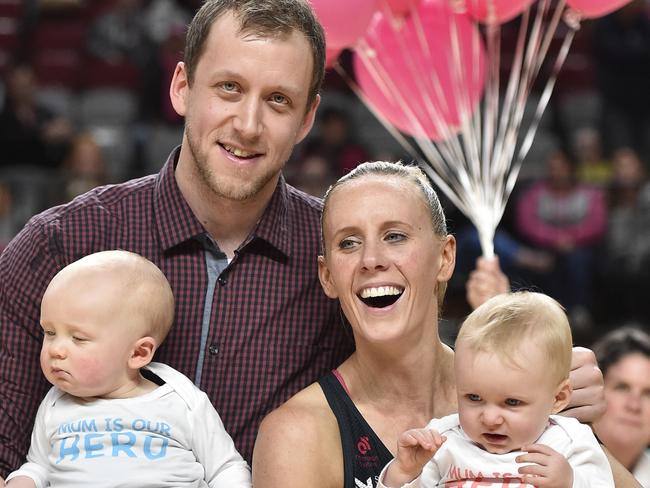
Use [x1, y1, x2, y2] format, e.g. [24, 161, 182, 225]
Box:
[232, 97, 263, 139]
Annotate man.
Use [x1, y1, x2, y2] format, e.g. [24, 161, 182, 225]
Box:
[0, 0, 353, 473]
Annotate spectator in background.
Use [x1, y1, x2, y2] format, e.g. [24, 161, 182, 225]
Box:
[593, 327, 650, 487]
[59, 132, 108, 203]
[300, 106, 370, 177]
[573, 126, 612, 188]
[515, 148, 606, 335]
[0, 183, 19, 252]
[596, 148, 650, 326]
[0, 63, 73, 169]
[288, 154, 335, 198]
[593, 0, 650, 164]
[85, 0, 160, 120]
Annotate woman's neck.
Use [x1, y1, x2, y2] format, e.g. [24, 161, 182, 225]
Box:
[340, 338, 457, 421]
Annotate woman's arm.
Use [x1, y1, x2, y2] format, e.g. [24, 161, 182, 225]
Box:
[252, 388, 342, 488]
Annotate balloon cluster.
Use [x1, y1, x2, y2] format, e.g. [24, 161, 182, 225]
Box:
[313, 0, 633, 140]
[311, 0, 633, 257]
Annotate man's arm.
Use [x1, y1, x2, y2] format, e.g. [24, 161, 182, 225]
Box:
[0, 221, 60, 476]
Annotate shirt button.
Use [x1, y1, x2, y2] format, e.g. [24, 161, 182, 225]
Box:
[208, 344, 219, 355]
[217, 275, 227, 286]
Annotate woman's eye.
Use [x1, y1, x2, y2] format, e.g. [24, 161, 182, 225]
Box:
[338, 238, 357, 250]
[505, 398, 521, 407]
[385, 232, 406, 242]
[467, 394, 481, 402]
[613, 382, 630, 393]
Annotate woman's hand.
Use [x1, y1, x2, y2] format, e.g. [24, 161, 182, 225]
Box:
[563, 347, 606, 424]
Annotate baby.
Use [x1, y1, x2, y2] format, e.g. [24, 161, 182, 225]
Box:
[2, 250, 251, 487]
[379, 291, 613, 487]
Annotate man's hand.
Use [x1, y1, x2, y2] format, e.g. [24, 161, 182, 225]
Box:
[382, 429, 446, 487]
[466, 256, 510, 310]
[517, 444, 573, 487]
[563, 347, 606, 423]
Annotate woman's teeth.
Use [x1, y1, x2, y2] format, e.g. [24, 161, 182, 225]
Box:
[360, 286, 403, 298]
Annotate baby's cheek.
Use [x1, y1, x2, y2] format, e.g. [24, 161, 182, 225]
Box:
[77, 355, 105, 384]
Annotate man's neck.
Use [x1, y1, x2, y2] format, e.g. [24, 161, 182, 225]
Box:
[175, 160, 278, 259]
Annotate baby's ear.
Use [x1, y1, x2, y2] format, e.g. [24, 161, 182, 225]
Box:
[128, 336, 157, 369]
[551, 378, 572, 414]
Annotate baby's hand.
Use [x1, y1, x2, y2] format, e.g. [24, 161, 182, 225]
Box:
[383, 428, 446, 487]
[516, 444, 573, 488]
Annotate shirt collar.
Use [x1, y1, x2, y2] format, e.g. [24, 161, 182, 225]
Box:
[154, 147, 206, 251]
[154, 147, 291, 257]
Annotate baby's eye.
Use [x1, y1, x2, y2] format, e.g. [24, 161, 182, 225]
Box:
[43, 330, 55, 337]
[467, 394, 481, 402]
[72, 336, 87, 343]
[505, 398, 522, 407]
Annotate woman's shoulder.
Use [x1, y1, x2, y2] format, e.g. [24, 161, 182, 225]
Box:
[253, 382, 343, 487]
[259, 382, 337, 441]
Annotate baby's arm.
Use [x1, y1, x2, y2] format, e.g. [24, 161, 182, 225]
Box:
[517, 421, 614, 488]
[516, 444, 573, 488]
[4, 395, 51, 488]
[4, 476, 37, 488]
[192, 390, 251, 487]
[380, 428, 446, 488]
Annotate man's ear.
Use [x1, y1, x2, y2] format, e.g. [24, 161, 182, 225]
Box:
[318, 255, 338, 299]
[551, 378, 572, 414]
[169, 62, 188, 117]
[128, 336, 157, 370]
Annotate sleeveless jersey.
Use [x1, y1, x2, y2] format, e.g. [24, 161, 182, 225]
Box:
[318, 371, 394, 488]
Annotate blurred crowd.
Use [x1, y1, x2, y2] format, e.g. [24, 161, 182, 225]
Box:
[0, 0, 649, 346]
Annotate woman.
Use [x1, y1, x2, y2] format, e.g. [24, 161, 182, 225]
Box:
[253, 161, 634, 487]
[594, 327, 650, 486]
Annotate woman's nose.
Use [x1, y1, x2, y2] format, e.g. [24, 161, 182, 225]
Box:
[360, 241, 389, 272]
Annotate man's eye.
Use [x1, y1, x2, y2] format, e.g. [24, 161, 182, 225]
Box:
[221, 82, 238, 92]
[505, 398, 521, 407]
[270, 94, 288, 105]
[467, 394, 481, 402]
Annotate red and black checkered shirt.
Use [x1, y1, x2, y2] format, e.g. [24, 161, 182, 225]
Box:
[0, 148, 355, 474]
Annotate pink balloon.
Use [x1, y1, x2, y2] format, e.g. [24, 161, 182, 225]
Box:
[465, 0, 535, 24]
[566, 0, 632, 18]
[310, 0, 378, 49]
[353, 0, 486, 140]
[382, 0, 421, 17]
